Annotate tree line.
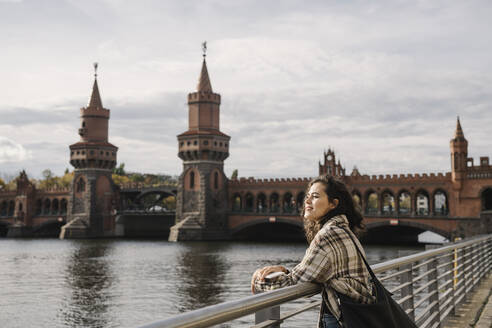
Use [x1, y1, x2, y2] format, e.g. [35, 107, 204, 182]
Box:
[0, 163, 178, 191]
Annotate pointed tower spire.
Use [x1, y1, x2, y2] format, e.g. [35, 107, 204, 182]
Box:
[454, 116, 465, 140]
[197, 42, 213, 92]
[88, 62, 103, 109]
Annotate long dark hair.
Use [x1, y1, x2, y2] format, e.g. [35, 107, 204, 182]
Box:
[302, 175, 364, 243]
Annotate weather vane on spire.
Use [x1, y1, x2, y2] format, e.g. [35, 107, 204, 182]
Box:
[202, 41, 207, 58]
[93, 62, 98, 78]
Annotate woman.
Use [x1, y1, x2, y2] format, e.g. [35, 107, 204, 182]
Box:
[251, 175, 375, 328]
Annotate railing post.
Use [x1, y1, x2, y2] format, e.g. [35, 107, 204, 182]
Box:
[451, 249, 458, 316]
[255, 305, 280, 328]
[400, 263, 415, 321]
[462, 245, 469, 300]
[427, 255, 440, 327]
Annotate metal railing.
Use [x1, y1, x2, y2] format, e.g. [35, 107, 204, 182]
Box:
[138, 235, 492, 328]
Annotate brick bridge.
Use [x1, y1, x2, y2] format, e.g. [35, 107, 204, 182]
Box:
[0, 171, 68, 237]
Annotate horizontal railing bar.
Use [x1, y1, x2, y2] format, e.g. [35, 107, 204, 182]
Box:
[439, 278, 453, 290]
[415, 300, 439, 324]
[436, 261, 453, 270]
[388, 280, 412, 294]
[380, 268, 409, 281]
[414, 290, 438, 309]
[437, 270, 453, 281]
[440, 305, 455, 323]
[439, 292, 454, 309]
[413, 269, 437, 284]
[397, 294, 413, 305]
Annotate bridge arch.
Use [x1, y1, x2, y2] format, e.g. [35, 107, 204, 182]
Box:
[135, 190, 176, 212]
[481, 187, 492, 211]
[364, 220, 451, 243]
[230, 217, 304, 241]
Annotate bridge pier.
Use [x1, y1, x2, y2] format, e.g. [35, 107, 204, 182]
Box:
[169, 216, 229, 241]
[6, 225, 33, 238]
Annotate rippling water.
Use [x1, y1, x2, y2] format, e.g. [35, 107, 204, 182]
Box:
[0, 239, 423, 328]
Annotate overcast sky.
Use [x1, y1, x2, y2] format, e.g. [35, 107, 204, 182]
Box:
[0, 0, 491, 181]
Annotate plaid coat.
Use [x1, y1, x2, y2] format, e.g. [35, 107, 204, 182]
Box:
[253, 215, 375, 327]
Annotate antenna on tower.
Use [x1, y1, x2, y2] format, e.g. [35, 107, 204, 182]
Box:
[93, 62, 98, 78]
[202, 41, 207, 58]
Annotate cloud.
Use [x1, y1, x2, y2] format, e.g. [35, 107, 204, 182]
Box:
[0, 0, 491, 180]
[0, 137, 31, 163]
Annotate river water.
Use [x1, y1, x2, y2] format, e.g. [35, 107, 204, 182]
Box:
[0, 239, 423, 328]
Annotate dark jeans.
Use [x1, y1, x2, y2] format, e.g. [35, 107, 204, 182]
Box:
[322, 313, 340, 328]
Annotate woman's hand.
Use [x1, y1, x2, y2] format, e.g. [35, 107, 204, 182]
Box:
[251, 265, 289, 293]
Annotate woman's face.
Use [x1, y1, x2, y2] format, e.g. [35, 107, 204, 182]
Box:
[304, 182, 337, 221]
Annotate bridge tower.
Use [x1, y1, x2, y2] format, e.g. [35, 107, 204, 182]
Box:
[61, 64, 118, 239]
[319, 148, 346, 177]
[169, 49, 231, 241]
[450, 117, 468, 185]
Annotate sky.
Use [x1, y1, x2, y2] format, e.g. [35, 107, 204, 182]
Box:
[0, 0, 491, 181]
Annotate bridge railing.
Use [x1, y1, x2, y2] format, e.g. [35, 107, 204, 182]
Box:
[138, 235, 492, 328]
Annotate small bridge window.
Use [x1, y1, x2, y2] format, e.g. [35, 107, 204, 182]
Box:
[189, 171, 195, 189]
[1, 201, 7, 216]
[296, 192, 305, 213]
[257, 193, 267, 213]
[60, 199, 68, 215]
[35, 199, 42, 215]
[44, 199, 51, 215]
[366, 192, 378, 214]
[416, 191, 429, 215]
[398, 191, 411, 215]
[283, 193, 294, 213]
[232, 194, 242, 212]
[270, 193, 280, 213]
[52, 199, 59, 215]
[8, 200, 14, 216]
[382, 191, 395, 215]
[434, 191, 448, 215]
[352, 192, 362, 210]
[245, 193, 254, 212]
[213, 171, 219, 189]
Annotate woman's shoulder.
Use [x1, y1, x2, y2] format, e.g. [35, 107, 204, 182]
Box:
[316, 220, 351, 246]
